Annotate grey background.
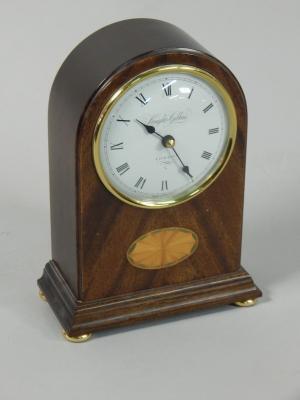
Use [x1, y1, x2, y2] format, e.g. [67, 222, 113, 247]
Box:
[0, 0, 299, 399]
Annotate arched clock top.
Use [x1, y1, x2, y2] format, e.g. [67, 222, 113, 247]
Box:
[48, 18, 208, 143]
[39, 19, 260, 339]
[47, 18, 248, 297]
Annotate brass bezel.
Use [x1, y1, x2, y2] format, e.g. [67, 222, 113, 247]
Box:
[93, 65, 237, 209]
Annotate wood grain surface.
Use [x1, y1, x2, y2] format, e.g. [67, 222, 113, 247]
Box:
[127, 227, 199, 270]
[77, 51, 247, 301]
[39, 261, 261, 337]
[38, 19, 261, 335]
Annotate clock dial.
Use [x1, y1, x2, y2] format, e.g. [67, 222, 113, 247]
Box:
[93, 65, 237, 208]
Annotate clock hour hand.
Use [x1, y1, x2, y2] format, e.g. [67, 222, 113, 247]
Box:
[136, 119, 164, 139]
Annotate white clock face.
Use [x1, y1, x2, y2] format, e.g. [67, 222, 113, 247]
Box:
[94, 65, 236, 208]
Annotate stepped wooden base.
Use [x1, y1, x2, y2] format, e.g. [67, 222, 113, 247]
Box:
[38, 261, 262, 337]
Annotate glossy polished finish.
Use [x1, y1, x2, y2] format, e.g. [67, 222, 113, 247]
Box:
[126, 227, 199, 270]
[93, 65, 237, 209]
[162, 135, 176, 148]
[43, 19, 209, 297]
[40, 261, 261, 337]
[38, 290, 47, 302]
[234, 299, 257, 307]
[38, 19, 262, 337]
[77, 52, 247, 301]
[62, 331, 92, 343]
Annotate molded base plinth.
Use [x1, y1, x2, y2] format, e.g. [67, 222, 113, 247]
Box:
[38, 261, 262, 337]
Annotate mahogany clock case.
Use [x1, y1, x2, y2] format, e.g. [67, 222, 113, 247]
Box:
[38, 19, 262, 337]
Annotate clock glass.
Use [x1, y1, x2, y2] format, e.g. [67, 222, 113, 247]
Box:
[93, 65, 237, 208]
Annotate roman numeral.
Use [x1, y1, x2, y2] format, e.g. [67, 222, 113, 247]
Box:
[116, 162, 130, 175]
[201, 151, 212, 160]
[188, 87, 194, 99]
[134, 176, 146, 189]
[161, 180, 168, 191]
[135, 93, 150, 105]
[203, 103, 213, 113]
[209, 127, 219, 134]
[162, 82, 172, 96]
[110, 142, 124, 150]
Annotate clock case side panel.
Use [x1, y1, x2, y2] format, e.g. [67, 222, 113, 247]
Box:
[77, 51, 249, 301]
[40, 19, 209, 298]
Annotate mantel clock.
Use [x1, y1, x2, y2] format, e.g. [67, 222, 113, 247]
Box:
[38, 19, 262, 342]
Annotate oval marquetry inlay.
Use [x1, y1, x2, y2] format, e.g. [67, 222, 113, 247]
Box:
[127, 227, 198, 270]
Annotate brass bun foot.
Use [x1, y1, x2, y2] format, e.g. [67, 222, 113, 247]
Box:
[63, 331, 92, 343]
[38, 290, 47, 302]
[234, 299, 257, 307]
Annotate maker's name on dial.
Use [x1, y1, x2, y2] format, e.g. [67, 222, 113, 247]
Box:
[148, 111, 188, 126]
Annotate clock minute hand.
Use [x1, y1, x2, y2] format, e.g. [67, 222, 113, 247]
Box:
[171, 147, 193, 178]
